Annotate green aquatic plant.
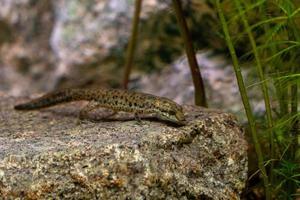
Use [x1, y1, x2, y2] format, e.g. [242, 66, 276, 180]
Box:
[215, 0, 300, 199]
[215, 1, 271, 198]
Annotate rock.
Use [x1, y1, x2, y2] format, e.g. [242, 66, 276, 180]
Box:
[50, 0, 170, 68]
[0, 0, 55, 95]
[0, 0, 172, 95]
[0, 93, 247, 199]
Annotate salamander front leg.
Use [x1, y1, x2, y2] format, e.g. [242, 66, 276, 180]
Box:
[79, 101, 101, 120]
[78, 101, 118, 124]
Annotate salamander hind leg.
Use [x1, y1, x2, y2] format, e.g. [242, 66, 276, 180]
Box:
[78, 101, 102, 120]
[96, 110, 117, 121]
[79, 101, 117, 123]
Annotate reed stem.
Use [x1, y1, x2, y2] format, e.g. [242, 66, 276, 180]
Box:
[172, 0, 207, 107]
[216, 1, 271, 199]
[123, 0, 143, 89]
[235, 0, 274, 196]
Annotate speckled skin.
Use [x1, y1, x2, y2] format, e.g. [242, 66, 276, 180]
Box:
[14, 88, 186, 125]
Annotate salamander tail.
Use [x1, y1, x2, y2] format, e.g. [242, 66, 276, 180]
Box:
[14, 89, 82, 110]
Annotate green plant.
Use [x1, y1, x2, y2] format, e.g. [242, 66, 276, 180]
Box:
[215, 0, 300, 199]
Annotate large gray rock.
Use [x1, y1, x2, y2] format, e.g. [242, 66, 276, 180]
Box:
[0, 93, 247, 199]
[50, 0, 170, 68]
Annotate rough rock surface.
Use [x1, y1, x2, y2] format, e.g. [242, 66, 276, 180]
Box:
[0, 93, 247, 199]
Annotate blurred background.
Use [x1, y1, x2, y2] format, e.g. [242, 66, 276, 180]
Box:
[0, 0, 265, 122]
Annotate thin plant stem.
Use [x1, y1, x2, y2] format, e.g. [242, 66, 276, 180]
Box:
[288, 19, 300, 140]
[287, 19, 299, 175]
[123, 0, 142, 89]
[290, 79, 299, 152]
[215, 1, 271, 199]
[256, 1, 278, 184]
[257, 1, 286, 118]
[290, 77, 299, 159]
[235, 0, 275, 195]
[172, 0, 207, 107]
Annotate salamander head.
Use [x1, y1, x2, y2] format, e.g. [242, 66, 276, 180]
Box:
[154, 98, 186, 125]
